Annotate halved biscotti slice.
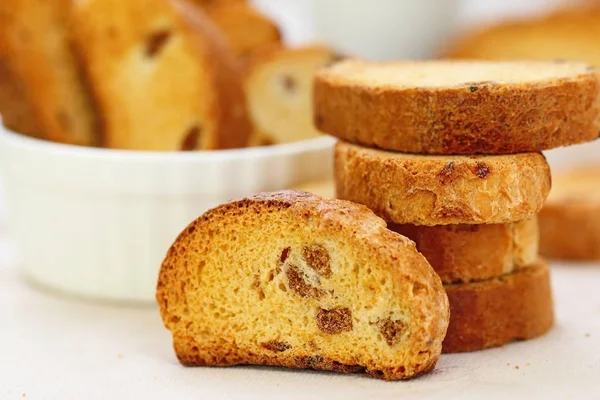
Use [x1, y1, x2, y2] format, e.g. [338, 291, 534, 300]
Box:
[204, 2, 281, 61]
[71, 0, 251, 150]
[540, 167, 600, 260]
[443, 258, 554, 353]
[0, 0, 98, 145]
[246, 46, 337, 145]
[390, 217, 539, 284]
[157, 191, 449, 381]
[335, 141, 551, 225]
[314, 59, 600, 154]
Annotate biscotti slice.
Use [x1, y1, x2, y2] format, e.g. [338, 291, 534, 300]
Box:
[335, 141, 551, 225]
[443, 258, 554, 353]
[389, 217, 538, 284]
[204, 3, 281, 61]
[314, 59, 600, 154]
[157, 191, 449, 380]
[246, 46, 337, 145]
[445, 7, 600, 66]
[540, 167, 600, 260]
[0, 0, 98, 145]
[71, 0, 251, 150]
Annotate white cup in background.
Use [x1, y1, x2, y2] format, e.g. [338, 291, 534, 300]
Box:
[313, 0, 461, 61]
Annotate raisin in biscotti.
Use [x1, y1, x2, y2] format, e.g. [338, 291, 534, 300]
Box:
[539, 167, 600, 260]
[157, 191, 449, 381]
[246, 46, 337, 145]
[389, 217, 538, 284]
[334, 141, 551, 226]
[314, 59, 600, 154]
[72, 0, 251, 150]
[0, 0, 98, 145]
[204, 2, 281, 61]
[443, 258, 554, 353]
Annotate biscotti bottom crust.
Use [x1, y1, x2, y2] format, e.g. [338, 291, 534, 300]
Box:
[390, 218, 539, 284]
[442, 258, 554, 353]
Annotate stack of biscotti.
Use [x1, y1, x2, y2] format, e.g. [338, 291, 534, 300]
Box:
[314, 59, 600, 353]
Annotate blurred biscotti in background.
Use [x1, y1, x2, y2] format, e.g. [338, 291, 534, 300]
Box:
[246, 46, 337, 146]
[0, 0, 98, 146]
[445, 6, 600, 65]
[0, 51, 39, 137]
[539, 167, 600, 261]
[204, 2, 282, 63]
[0, 0, 331, 150]
[71, 0, 251, 151]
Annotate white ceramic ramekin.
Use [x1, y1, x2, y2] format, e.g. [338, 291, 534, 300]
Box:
[0, 125, 335, 303]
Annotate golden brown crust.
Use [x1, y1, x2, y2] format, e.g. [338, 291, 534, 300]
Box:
[0, 0, 98, 146]
[443, 259, 554, 353]
[157, 190, 449, 380]
[314, 59, 600, 154]
[539, 167, 600, 260]
[334, 141, 552, 225]
[71, 0, 251, 150]
[389, 218, 539, 284]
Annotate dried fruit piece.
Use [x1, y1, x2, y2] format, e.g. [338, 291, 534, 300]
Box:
[317, 308, 353, 334]
[286, 265, 325, 298]
[261, 340, 291, 352]
[302, 244, 332, 277]
[146, 29, 172, 57]
[379, 318, 407, 346]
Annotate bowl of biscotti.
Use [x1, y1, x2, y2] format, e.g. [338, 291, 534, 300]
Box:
[0, 0, 339, 302]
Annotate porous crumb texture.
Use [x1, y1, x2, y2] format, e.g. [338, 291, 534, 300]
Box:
[540, 167, 600, 260]
[314, 59, 600, 154]
[0, 0, 98, 145]
[245, 46, 337, 146]
[156, 191, 450, 381]
[334, 141, 551, 225]
[443, 258, 554, 353]
[71, 0, 251, 150]
[389, 217, 539, 284]
[204, 2, 281, 61]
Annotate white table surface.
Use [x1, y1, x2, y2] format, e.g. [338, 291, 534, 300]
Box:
[2, 248, 599, 399]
